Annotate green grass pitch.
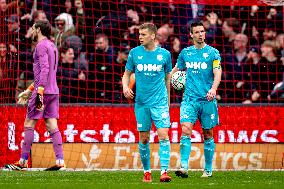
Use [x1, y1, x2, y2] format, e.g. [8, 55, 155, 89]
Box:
[0, 171, 283, 189]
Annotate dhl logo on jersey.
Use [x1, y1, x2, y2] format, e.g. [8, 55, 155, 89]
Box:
[137, 64, 163, 72]
[186, 62, 208, 70]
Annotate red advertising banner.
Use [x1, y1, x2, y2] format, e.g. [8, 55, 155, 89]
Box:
[0, 105, 283, 167]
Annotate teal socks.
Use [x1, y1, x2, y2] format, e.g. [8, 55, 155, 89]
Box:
[204, 138, 215, 172]
[180, 135, 191, 170]
[159, 139, 171, 171]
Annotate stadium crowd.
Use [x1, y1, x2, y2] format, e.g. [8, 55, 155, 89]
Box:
[0, 0, 283, 104]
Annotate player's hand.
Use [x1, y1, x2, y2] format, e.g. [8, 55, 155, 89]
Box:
[35, 87, 44, 111]
[123, 86, 134, 99]
[206, 88, 216, 101]
[17, 90, 32, 105]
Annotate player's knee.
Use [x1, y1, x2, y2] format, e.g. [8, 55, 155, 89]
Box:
[157, 133, 168, 141]
[203, 129, 213, 140]
[181, 123, 192, 137]
[157, 128, 169, 140]
[24, 119, 37, 128]
[139, 132, 150, 144]
[140, 138, 150, 144]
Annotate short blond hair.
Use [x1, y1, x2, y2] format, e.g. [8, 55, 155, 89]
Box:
[139, 23, 157, 35]
[262, 40, 277, 55]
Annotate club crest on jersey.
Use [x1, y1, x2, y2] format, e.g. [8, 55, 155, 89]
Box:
[203, 53, 209, 59]
[157, 54, 163, 61]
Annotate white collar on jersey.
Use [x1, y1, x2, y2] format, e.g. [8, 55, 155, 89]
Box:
[193, 44, 207, 50]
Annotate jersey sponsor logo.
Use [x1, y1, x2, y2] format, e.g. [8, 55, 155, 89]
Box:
[186, 62, 208, 70]
[137, 64, 162, 72]
[138, 56, 143, 59]
[157, 54, 163, 61]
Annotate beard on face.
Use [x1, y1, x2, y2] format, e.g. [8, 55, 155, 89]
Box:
[32, 32, 38, 42]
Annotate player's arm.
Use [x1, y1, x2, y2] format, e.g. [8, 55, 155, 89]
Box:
[17, 82, 34, 104]
[122, 49, 135, 99]
[38, 45, 50, 89]
[122, 70, 134, 99]
[170, 66, 179, 78]
[165, 73, 171, 106]
[206, 59, 222, 101]
[170, 49, 185, 78]
[165, 51, 173, 106]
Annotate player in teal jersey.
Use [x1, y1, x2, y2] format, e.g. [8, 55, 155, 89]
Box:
[171, 22, 222, 178]
[122, 23, 172, 182]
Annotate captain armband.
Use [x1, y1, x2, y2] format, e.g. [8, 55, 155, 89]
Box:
[213, 60, 221, 69]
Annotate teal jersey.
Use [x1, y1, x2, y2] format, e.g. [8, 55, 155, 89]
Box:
[126, 45, 172, 107]
[176, 44, 221, 101]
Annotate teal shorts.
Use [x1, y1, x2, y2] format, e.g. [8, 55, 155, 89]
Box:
[134, 104, 170, 132]
[180, 99, 219, 129]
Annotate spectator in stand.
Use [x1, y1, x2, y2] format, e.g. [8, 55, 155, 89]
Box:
[245, 5, 267, 46]
[25, 10, 48, 38]
[25, 10, 53, 43]
[250, 40, 284, 103]
[203, 11, 223, 48]
[57, 46, 87, 103]
[74, 0, 85, 42]
[54, 13, 75, 49]
[88, 33, 116, 102]
[6, 14, 29, 53]
[53, 5, 85, 49]
[171, 1, 205, 47]
[275, 34, 284, 64]
[0, 42, 17, 103]
[113, 44, 130, 102]
[59, 0, 76, 18]
[263, 23, 277, 41]
[155, 24, 182, 63]
[266, 6, 283, 35]
[221, 33, 249, 103]
[115, 44, 129, 74]
[94, 33, 116, 65]
[93, 5, 142, 50]
[242, 47, 261, 104]
[155, 24, 172, 51]
[62, 34, 88, 102]
[221, 17, 239, 54]
[0, 0, 17, 43]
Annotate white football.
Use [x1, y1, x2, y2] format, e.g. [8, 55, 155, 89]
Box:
[171, 71, 186, 90]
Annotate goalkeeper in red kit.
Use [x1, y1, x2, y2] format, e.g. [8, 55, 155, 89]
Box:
[5, 20, 65, 171]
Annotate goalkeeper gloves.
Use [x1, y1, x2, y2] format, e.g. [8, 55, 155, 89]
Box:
[18, 83, 34, 105]
[35, 86, 44, 111]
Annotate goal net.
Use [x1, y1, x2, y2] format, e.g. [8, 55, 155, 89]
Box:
[0, 0, 283, 170]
